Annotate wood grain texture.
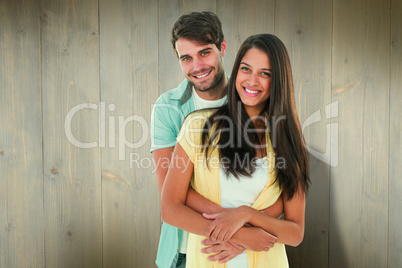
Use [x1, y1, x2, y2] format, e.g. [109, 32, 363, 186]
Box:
[100, 0, 160, 267]
[275, 0, 332, 266]
[331, 0, 390, 266]
[158, 0, 217, 94]
[389, 0, 402, 266]
[0, 0, 44, 267]
[218, 0, 275, 74]
[41, 0, 102, 267]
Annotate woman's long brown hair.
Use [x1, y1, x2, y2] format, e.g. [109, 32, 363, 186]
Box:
[201, 34, 309, 200]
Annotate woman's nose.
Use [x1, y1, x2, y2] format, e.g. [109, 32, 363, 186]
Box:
[248, 73, 258, 86]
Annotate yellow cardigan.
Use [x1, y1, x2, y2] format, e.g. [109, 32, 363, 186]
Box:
[177, 110, 288, 268]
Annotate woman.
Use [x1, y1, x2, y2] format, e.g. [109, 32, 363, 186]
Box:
[161, 34, 309, 267]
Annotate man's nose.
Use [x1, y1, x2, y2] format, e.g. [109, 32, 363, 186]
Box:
[192, 58, 205, 72]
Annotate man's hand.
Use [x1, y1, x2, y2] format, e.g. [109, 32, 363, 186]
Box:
[203, 206, 250, 242]
[201, 239, 245, 263]
[232, 227, 278, 252]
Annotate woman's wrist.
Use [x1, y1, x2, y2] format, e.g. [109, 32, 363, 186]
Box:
[238, 205, 253, 223]
[230, 226, 246, 245]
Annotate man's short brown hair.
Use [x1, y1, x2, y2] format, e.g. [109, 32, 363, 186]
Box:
[171, 11, 224, 57]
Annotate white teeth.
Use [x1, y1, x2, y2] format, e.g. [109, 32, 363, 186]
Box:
[244, 87, 259, 94]
[195, 71, 211, 78]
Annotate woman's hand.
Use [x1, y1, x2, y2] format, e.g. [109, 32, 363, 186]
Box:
[201, 239, 245, 263]
[203, 206, 251, 242]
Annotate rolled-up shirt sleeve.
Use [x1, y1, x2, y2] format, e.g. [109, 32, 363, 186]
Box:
[150, 96, 186, 152]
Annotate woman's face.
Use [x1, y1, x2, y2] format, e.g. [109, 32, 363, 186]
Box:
[235, 48, 272, 117]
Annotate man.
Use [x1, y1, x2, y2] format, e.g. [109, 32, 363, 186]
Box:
[151, 12, 281, 268]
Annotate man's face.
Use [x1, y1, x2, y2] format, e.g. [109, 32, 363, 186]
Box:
[175, 38, 226, 93]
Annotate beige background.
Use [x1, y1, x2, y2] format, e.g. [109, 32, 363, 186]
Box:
[1, 0, 400, 267]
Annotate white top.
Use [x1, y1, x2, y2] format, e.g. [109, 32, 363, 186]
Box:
[179, 87, 228, 254]
[192, 87, 227, 110]
[220, 156, 269, 268]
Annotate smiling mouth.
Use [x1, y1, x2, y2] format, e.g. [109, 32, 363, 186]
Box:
[244, 87, 260, 94]
[194, 70, 212, 79]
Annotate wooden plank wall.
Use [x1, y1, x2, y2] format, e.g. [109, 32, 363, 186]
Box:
[331, 0, 390, 266]
[0, 0, 44, 267]
[0, 0, 400, 267]
[100, 0, 159, 267]
[41, 0, 102, 267]
[389, 0, 402, 266]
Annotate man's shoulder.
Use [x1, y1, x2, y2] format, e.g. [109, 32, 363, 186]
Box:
[155, 79, 189, 105]
[154, 90, 176, 105]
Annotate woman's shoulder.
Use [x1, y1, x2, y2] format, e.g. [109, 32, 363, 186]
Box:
[183, 108, 218, 128]
[187, 108, 218, 119]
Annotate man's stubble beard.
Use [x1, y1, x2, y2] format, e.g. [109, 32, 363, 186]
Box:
[190, 57, 226, 93]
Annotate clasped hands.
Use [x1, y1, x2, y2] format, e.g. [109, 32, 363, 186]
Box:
[200, 206, 277, 263]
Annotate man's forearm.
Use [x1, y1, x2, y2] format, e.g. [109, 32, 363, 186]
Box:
[186, 187, 224, 214]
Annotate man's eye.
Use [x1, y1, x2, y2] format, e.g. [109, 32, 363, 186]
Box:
[182, 57, 191, 61]
[201, 51, 209, 56]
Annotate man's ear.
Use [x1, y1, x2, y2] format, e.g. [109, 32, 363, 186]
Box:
[220, 39, 227, 56]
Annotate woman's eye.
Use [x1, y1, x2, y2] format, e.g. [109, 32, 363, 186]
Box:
[182, 57, 191, 61]
[241, 67, 250, 71]
[262, 72, 271, 77]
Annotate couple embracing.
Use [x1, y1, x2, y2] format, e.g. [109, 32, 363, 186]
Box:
[151, 11, 309, 268]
